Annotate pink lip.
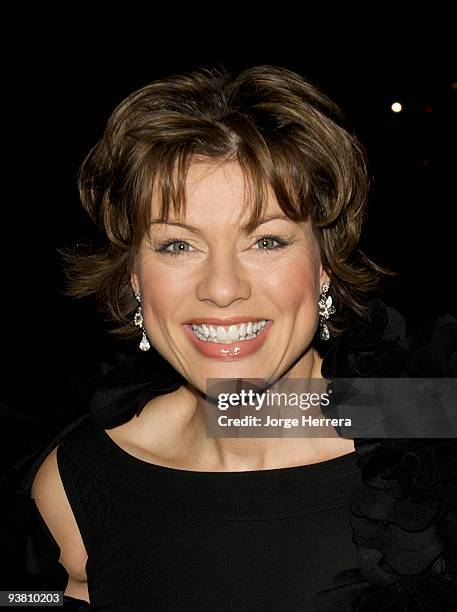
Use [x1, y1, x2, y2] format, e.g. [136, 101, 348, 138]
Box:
[183, 321, 273, 361]
[183, 317, 267, 325]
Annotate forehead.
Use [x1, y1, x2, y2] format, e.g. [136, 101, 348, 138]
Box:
[150, 158, 282, 227]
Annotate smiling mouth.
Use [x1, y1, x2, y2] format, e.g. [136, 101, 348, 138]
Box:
[187, 320, 270, 344]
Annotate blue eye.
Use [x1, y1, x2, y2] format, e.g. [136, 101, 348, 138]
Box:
[254, 235, 289, 251]
[156, 240, 192, 256]
[154, 235, 290, 257]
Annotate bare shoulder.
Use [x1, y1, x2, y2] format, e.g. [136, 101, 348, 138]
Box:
[31, 444, 90, 602]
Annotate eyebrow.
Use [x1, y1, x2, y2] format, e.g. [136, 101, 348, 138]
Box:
[149, 214, 293, 234]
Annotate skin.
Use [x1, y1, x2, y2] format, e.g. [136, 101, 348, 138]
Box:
[125, 159, 355, 471]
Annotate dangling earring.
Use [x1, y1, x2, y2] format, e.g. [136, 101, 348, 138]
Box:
[134, 289, 151, 352]
[318, 281, 336, 341]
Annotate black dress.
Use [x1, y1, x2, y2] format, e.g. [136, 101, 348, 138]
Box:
[1, 299, 456, 611]
[27, 415, 362, 610]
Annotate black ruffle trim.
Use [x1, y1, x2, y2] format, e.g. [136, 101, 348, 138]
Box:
[89, 346, 186, 428]
[315, 300, 457, 610]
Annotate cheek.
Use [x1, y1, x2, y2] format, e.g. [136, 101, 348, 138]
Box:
[261, 257, 320, 308]
[136, 265, 185, 322]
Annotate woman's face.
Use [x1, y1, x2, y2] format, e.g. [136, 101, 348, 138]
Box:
[131, 159, 329, 390]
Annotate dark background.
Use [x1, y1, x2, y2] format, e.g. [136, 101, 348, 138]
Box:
[2, 38, 456, 447]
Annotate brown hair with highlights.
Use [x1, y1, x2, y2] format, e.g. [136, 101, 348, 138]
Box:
[59, 64, 396, 344]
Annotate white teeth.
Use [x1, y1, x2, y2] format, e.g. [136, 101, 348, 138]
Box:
[216, 326, 228, 342]
[190, 320, 269, 343]
[227, 325, 239, 341]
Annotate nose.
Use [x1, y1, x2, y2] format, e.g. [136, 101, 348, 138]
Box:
[196, 250, 251, 307]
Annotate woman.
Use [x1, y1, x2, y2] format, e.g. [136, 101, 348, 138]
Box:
[3, 65, 456, 610]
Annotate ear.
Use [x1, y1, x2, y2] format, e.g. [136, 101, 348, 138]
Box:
[130, 269, 139, 295]
[319, 265, 330, 289]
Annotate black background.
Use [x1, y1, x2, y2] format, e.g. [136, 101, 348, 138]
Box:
[2, 32, 456, 441]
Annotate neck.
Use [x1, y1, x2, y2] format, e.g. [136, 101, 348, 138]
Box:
[131, 347, 354, 471]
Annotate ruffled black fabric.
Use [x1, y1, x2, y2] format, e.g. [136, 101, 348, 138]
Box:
[320, 298, 457, 379]
[89, 346, 186, 429]
[315, 299, 457, 611]
[2, 298, 456, 611]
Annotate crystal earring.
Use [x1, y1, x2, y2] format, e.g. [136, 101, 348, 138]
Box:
[318, 281, 336, 341]
[134, 289, 151, 352]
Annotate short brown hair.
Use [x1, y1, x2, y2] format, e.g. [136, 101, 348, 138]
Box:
[59, 64, 396, 344]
